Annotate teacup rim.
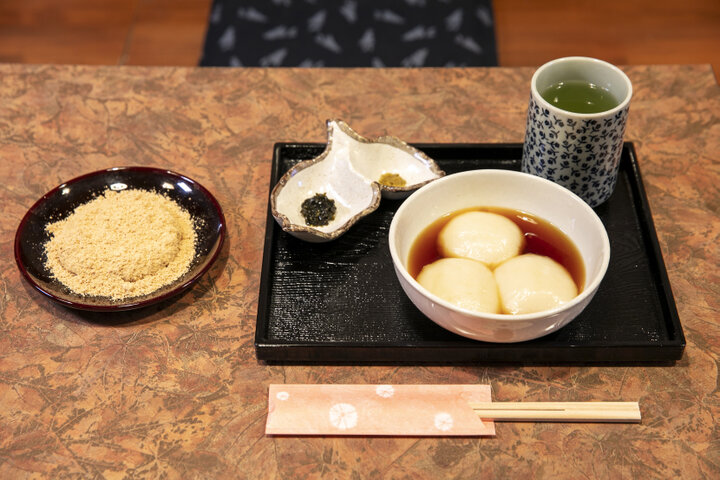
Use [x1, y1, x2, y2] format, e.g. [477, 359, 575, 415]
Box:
[530, 56, 633, 119]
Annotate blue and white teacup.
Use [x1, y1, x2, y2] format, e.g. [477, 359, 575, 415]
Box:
[521, 57, 632, 208]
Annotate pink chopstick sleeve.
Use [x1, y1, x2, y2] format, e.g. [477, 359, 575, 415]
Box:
[266, 384, 495, 436]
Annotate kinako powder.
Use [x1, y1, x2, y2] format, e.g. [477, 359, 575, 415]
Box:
[44, 188, 197, 300]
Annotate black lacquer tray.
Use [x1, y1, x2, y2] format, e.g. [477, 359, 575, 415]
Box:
[255, 143, 685, 364]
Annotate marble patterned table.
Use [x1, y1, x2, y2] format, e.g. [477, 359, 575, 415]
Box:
[0, 64, 718, 479]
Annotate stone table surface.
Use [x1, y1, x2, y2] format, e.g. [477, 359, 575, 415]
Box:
[0, 64, 718, 479]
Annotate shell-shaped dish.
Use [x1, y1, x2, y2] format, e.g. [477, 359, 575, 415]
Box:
[271, 122, 381, 243]
[336, 120, 445, 200]
[271, 120, 444, 242]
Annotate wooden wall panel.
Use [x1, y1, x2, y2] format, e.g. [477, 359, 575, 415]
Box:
[493, 0, 720, 77]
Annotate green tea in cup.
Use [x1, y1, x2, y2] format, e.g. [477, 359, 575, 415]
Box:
[540, 80, 620, 114]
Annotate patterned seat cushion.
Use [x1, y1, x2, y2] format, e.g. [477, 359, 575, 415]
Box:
[200, 0, 497, 67]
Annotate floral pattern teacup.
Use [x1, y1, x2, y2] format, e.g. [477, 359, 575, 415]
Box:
[521, 57, 632, 208]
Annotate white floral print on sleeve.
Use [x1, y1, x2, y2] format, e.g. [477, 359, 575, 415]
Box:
[329, 403, 358, 430]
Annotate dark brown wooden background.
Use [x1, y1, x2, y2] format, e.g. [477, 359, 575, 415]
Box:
[1, 0, 718, 81]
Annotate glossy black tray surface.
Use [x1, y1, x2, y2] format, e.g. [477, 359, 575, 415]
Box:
[255, 143, 685, 364]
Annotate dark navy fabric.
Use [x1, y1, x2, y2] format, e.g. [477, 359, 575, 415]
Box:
[200, 0, 497, 67]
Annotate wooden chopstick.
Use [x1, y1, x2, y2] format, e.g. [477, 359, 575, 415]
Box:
[469, 402, 641, 423]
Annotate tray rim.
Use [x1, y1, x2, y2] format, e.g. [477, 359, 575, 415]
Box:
[255, 142, 685, 365]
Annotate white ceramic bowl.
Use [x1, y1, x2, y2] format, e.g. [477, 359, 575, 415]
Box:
[388, 169, 610, 343]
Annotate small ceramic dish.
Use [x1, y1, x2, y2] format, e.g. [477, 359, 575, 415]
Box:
[271, 119, 444, 242]
[14, 167, 226, 311]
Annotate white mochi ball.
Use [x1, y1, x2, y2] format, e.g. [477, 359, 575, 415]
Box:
[438, 211, 524, 268]
[416, 257, 500, 314]
[494, 254, 578, 315]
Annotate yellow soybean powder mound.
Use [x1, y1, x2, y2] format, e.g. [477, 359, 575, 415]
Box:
[44, 188, 197, 300]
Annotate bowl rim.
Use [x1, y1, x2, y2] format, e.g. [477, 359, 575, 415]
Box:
[388, 168, 611, 322]
[14, 166, 226, 312]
